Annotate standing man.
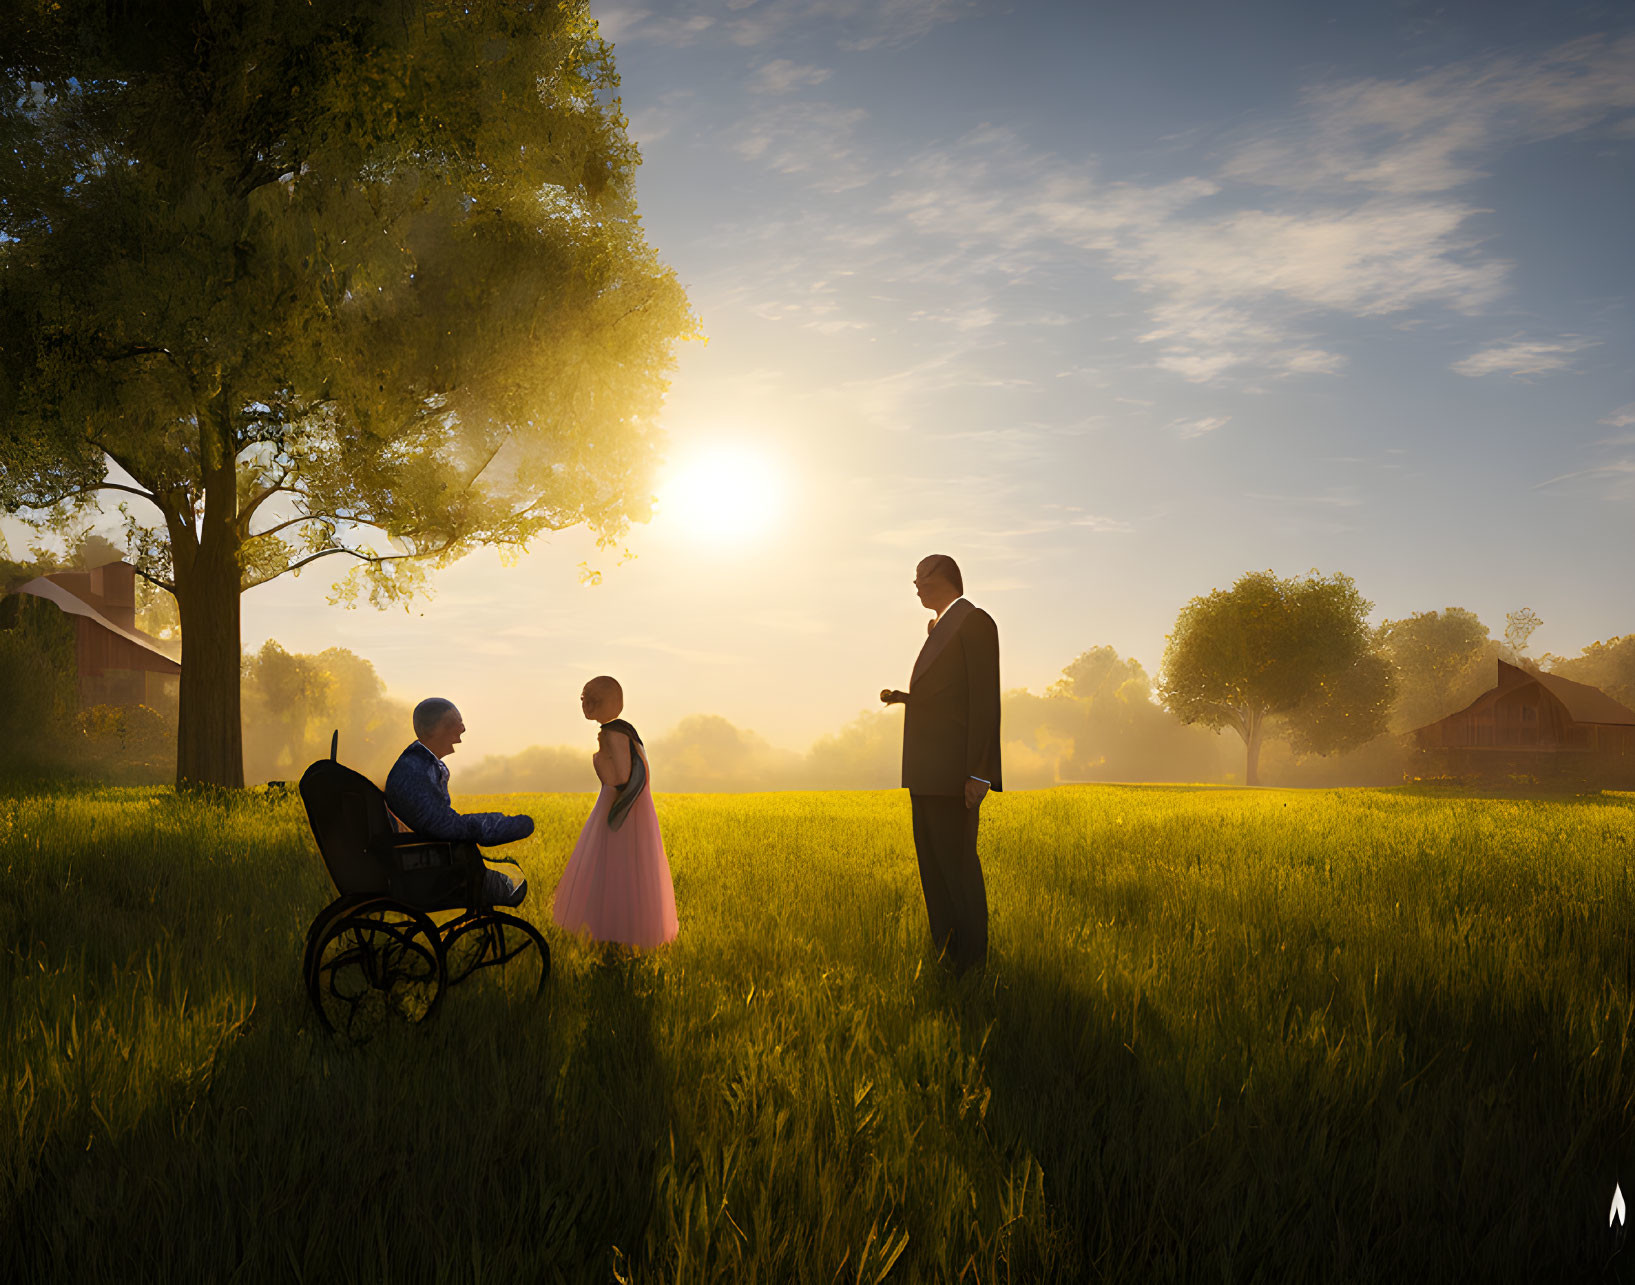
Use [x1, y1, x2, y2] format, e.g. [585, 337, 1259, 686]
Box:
[880, 554, 1002, 973]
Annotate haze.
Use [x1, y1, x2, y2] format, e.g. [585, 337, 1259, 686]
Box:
[8, 0, 1632, 767]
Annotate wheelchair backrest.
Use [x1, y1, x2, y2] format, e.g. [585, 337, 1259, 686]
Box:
[298, 757, 396, 895]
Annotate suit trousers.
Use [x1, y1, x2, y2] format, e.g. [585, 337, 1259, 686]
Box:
[910, 793, 988, 973]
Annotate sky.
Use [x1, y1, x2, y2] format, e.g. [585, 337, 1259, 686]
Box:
[12, 0, 1635, 763]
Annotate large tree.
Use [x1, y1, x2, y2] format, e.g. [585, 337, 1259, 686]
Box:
[0, 0, 695, 786]
[1158, 569, 1394, 786]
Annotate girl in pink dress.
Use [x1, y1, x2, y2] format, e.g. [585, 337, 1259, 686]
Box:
[552, 676, 678, 949]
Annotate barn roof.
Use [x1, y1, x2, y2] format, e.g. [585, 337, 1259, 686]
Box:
[1532, 668, 1635, 726]
[11, 576, 181, 674]
[1416, 659, 1635, 734]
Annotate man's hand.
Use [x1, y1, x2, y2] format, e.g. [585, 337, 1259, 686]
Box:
[964, 777, 989, 809]
[880, 688, 909, 705]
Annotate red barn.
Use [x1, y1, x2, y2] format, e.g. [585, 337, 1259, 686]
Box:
[1410, 659, 1635, 787]
[4, 560, 180, 708]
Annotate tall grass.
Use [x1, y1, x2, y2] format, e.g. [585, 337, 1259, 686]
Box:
[3, 782, 1634, 1282]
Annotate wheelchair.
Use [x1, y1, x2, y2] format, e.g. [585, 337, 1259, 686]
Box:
[298, 734, 550, 1042]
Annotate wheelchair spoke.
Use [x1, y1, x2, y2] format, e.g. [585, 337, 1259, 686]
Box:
[307, 906, 445, 1040]
[442, 912, 549, 1003]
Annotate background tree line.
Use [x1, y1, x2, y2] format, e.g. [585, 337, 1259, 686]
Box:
[5, 540, 1632, 790]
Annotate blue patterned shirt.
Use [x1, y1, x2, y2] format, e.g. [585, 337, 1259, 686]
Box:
[384, 741, 534, 846]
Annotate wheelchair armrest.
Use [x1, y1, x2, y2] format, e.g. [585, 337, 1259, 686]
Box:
[368, 833, 459, 871]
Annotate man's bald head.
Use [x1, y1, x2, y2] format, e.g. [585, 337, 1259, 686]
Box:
[916, 554, 962, 595]
[413, 697, 460, 738]
[412, 697, 465, 758]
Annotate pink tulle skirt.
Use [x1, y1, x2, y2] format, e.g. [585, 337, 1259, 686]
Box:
[551, 772, 677, 948]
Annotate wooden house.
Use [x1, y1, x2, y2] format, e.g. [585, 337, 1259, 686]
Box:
[2, 560, 180, 708]
[1410, 659, 1635, 787]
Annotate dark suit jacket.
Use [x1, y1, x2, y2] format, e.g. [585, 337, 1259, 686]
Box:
[902, 598, 1003, 796]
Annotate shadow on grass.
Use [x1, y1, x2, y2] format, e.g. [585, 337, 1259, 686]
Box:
[936, 941, 1624, 1285]
[4, 935, 668, 1283]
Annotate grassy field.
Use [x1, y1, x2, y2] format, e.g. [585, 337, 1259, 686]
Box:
[4, 782, 1635, 1283]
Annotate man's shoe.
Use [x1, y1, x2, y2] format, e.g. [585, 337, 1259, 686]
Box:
[502, 878, 528, 908]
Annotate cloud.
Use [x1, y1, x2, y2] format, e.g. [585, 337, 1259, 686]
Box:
[1600, 403, 1635, 430]
[1172, 415, 1230, 439]
[729, 102, 874, 191]
[724, 0, 978, 51]
[1450, 336, 1599, 377]
[875, 127, 1507, 383]
[749, 59, 833, 93]
[1221, 33, 1635, 195]
[603, 0, 978, 52]
[716, 36, 1632, 387]
[623, 91, 695, 148]
[1535, 457, 1635, 501]
[595, 8, 716, 45]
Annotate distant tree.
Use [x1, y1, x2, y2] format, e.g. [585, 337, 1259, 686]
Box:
[1048, 646, 1152, 703]
[651, 715, 801, 793]
[242, 641, 332, 776]
[0, 0, 696, 788]
[240, 643, 409, 783]
[1376, 608, 1496, 733]
[1158, 569, 1394, 786]
[1543, 636, 1635, 710]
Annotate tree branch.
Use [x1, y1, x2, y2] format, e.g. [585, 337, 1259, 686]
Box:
[102, 343, 176, 364]
[31, 481, 163, 509]
[237, 479, 302, 528]
[243, 539, 459, 590]
[244, 511, 347, 542]
[132, 565, 177, 594]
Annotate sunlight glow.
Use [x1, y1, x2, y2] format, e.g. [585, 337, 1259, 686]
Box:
[658, 445, 785, 544]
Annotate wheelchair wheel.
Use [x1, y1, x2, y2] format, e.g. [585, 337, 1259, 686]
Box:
[301, 893, 375, 994]
[307, 899, 446, 1041]
[441, 911, 550, 1004]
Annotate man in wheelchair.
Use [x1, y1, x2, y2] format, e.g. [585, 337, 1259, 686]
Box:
[384, 697, 534, 909]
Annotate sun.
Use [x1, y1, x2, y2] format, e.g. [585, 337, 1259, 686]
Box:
[658, 445, 785, 544]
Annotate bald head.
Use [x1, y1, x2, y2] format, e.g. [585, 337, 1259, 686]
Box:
[580, 675, 624, 722]
[413, 697, 459, 738]
[916, 554, 962, 595]
[412, 697, 464, 758]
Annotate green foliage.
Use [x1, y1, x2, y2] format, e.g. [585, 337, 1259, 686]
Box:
[1047, 644, 1151, 703]
[3, 784, 1633, 1281]
[133, 575, 179, 643]
[1159, 569, 1395, 783]
[73, 703, 174, 782]
[0, 0, 697, 785]
[1376, 607, 1497, 733]
[1020, 646, 1225, 784]
[241, 643, 411, 783]
[0, 608, 74, 771]
[0, 591, 77, 770]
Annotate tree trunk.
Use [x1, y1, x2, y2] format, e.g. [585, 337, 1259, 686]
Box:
[1244, 711, 1263, 787]
[174, 534, 244, 789]
[173, 395, 244, 789]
